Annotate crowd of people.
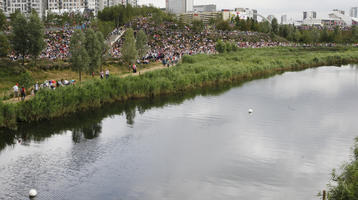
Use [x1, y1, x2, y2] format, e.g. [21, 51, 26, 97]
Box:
[40, 29, 74, 60]
[110, 17, 295, 64]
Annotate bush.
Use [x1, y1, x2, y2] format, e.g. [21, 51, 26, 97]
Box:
[216, 40, 226, 53]
[182, 55, 195, 64]
[16, 71, 34, 89]
[328, 138, 358, 200]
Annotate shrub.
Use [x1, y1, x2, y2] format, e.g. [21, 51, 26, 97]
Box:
[182, 55, 195, 64]
[216, 40, 226, 53]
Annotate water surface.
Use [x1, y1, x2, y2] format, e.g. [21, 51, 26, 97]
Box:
[1, 65, 358, 200]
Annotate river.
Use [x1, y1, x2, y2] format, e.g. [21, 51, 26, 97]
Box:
[1, 65, 358, 200]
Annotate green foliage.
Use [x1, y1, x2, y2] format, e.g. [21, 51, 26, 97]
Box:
[215, 40, 226, 53]
[17, 71, 34, 89]
[271, 18, 279, 34]
[136, 30, 149, 59]
[98, 5, 167, 27]
[328, 138, 358, 200]
[85, 28, 102, 74]
[182, 55, 195, 63]
[0, 32, 9, 57]
[28, 11, 46, 61]
[0, 10, 6, 31]
[91, 19, 115, 38]
[96, 31, 107, 70]
[10, 12, 30, 65]
[192, 20, 204, 33]
[2, 47, 358, 129]
[121, 28, 138, 65]
[70, 30, 89, 81]
[216, 20, 232, 31]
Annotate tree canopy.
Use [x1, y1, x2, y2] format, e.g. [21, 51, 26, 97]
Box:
[121, 28, 137, 65]
[70, 30, 89, 82]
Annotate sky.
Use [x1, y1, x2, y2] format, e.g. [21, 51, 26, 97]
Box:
[138, 0, 358, 20]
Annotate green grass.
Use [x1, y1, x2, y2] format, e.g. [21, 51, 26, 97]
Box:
[1, 46, 358, 129]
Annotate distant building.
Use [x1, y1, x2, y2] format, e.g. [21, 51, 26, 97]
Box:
[6, 0, 47, 17]
[333, 9, 345, 15]
[281, 14, 287, 24]
[267, 15, 275, 22]
[166, 0, 193, 14]
[234, 8, 258, 21]
[350, 7, 358, 18]
[303, 11, 317, 20]
[193, 4, 216, 13]
[179, 11, 220, 24]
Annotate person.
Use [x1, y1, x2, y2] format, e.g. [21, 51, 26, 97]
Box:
[34, 82, 39, 95]
[20, 87, 26, 101]
[100, 71, 104, 79]
[13, 83, 19, 100]
[105, 69, 110, 79]
[132, 64, 137, 73]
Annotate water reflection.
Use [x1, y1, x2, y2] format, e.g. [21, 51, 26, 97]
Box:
[1, 65, 358, 200]
[0, 85, 235, 153]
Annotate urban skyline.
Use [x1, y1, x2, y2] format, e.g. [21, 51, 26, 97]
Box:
[138, 0, 358, 20]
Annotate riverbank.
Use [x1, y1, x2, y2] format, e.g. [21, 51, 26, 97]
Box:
[1, 46, 358, 129]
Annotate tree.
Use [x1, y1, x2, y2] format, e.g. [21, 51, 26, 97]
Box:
[215, 40, 226, 53]
[96, 31, 107, 71]
[121, 28, 137, 65]
[135, 29, 148, 59]
[216, 20, 231, 31]
[70, 30, 89, 82]
[0, 32, 9, 57]
[85, 28, 102, 74]
[192, 20, 204, 33]
[28, 11, 46, 63]
[328, 137, 358, 200]
[271, 18, 279, 34]
[0, 10, 6, 31]
[17, 71, 34, 89]
[11, 12, 29, 65]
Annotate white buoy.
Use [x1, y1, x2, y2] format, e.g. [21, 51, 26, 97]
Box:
[248, 109, 253, 114]
[29, 189, 37, 198]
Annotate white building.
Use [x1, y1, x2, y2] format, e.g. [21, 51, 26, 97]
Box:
[350, 7, 358, 18]
[234, 8, 257, 21]
[303, 11, 317, 20]
[281, 14, 287, 24]
[166, 0, 193, 14]
[193, 4, 216, 13]
[5, 0, 47, 17]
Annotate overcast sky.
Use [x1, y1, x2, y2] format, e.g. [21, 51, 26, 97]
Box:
[138, 0, 358, 20]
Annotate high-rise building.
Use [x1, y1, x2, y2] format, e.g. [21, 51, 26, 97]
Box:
[303, 11, 317, 20]
[6, 0, 47, 17]
[350, 7, 358, 18]
[281, 14, 287, 24]
[193, 4, 216, 13]
[166, 0, 193, 14]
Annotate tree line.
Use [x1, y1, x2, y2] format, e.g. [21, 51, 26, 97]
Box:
[215, 16, 358, 44]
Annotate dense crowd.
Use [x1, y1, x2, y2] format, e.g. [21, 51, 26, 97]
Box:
[7, 16, 344, 63]
[40, 29, 74, 60]
[111, 17, 295, 64]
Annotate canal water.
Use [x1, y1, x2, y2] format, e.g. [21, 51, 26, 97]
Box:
[1, 65, 358, 200]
